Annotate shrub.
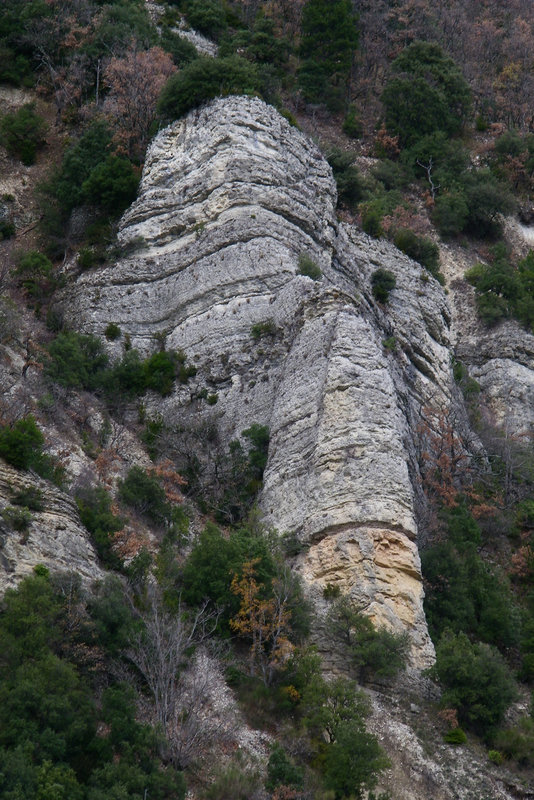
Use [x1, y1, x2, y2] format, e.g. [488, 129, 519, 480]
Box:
[265, 744, 304, 792]
[327, 148, 365, 209]
[494, 717, 534, 767]
[76, 486, 124, 570]
[14, 250, 55, 300]
[372, 159, 410, 191]
[11, 485, 43, 511]
[0, 104, 47, 165]
[343, 105, 362, 139]
[157, 55, 260, 121]
[431, 630, 517, 737]
[104, 323, 121, 341]
[393, 228, 441, 279]
[371, 269, 396, 303]
[297, 253, 322, 280]
[298, 0, 358, 110]
[0, 416, 44, 471]
[381, 41, 471, 149]
[2, 506, 32, 532]
[183, 0, 227, 40]
[46, 332, 109, 390]
[81, 155, 139, 215]
[322, 718, 389, 799]
[160, 29, 198, 67]
[118, 466, 170, 525]
[251, 319, 277, 339]
[204, 757, 261, 800]
[362, 207, 384, 238]
[181, 522, 277, 623]
[433, 191, 469, 238]
[422, 504, 519, 650]
[444, 727, 467, 745]
[45, 120, 113, 215]
[144, 350, 178, 395]
[328, 596, 409, 682]
[0, 219, 15, 240]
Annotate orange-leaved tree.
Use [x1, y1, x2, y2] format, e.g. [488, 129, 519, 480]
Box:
[230, 558, 294, 686]
[103, 45, 176, 159]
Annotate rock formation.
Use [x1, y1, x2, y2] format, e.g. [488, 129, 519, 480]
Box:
[60, 95, 472, 668]
[0, 460, 102, 592]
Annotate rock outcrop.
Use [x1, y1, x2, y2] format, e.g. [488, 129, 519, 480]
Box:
[0, 460, 102, 592]
[60, 96, 468, 668]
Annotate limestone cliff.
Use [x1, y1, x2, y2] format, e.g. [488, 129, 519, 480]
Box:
[58, 95, 471, 668]
[0, 460, 102, 592]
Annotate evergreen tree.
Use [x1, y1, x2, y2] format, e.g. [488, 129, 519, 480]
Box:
[298, 0, 358, 111]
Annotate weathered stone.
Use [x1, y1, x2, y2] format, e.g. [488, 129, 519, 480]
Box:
[0, 460, 103, 592]
[59, 96, 469, 668]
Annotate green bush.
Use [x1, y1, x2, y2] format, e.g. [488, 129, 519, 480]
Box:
[118, 466, 170, 525]
[328, 596, 409, 682]
[45, 121, 113, 215]
[0, 219, 15, 240]
[371, 268, 396, 303]
[393, 228, 441, 280]
[265, 743, 304, 792]
[443, 727, 467, 745]
[343, 105, 362, 139]
[160, 29, 199, 67]
[494, 717, 534, 767]
[0, 417, 58, 483]
[422, 504, 519, 650]
[327, 148, 365, 209]
[45, 332, 109, 390]
[433, 191, 469, 238]
[372, 159, 410, 191]
[297, 253, 322, 280]
[381, 41, 471, 149]
[144, 350, 178, 395]
[11, 485, 43, 511]
[2, 506, 32, 532]
[104, 322, 121, 341]
[0, 103, 47, 165]
[362, 206, 384, 238]
[431, 630, 517, 737]
[251, 319, 277, 339]
[465, 245, 534, 329]
[181, 522, 276, 621]
[76, 486, 124, 570]
[298, 0, 358, 110]
[204, 757, 260, 800]
[322, 718, 390, 799]
[157, 55, 261, 121]
[183, 0, 227, 40]
[14, 250, 55, 301]
[81, 154, 139, 215]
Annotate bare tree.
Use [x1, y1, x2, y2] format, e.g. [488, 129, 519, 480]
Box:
[126, 586, 221, 764]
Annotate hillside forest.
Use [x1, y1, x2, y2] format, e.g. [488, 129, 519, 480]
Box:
[2, 1, 534, 798]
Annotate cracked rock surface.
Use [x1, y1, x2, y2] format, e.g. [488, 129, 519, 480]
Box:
[60, 96, 472, 668]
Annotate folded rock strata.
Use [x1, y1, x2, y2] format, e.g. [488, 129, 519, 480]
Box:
[60, 96, 469, 668]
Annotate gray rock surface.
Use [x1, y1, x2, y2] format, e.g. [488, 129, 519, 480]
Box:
[0, 460, 102, 592]
[60, 96, 468, 669]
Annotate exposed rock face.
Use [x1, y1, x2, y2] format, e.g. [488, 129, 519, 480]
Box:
[0, 460, 102, 592]
[60, 96, 466, 668]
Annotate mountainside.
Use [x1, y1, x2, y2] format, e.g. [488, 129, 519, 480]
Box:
[59, 94, 461, 668]
[5, 1, 534, 797]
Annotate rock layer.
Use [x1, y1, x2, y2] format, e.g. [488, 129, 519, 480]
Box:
[60, 96, 466, 667]
[0, 460, 102, 592]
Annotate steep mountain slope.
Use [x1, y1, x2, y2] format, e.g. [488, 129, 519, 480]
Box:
[59, 95, 469, 668]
